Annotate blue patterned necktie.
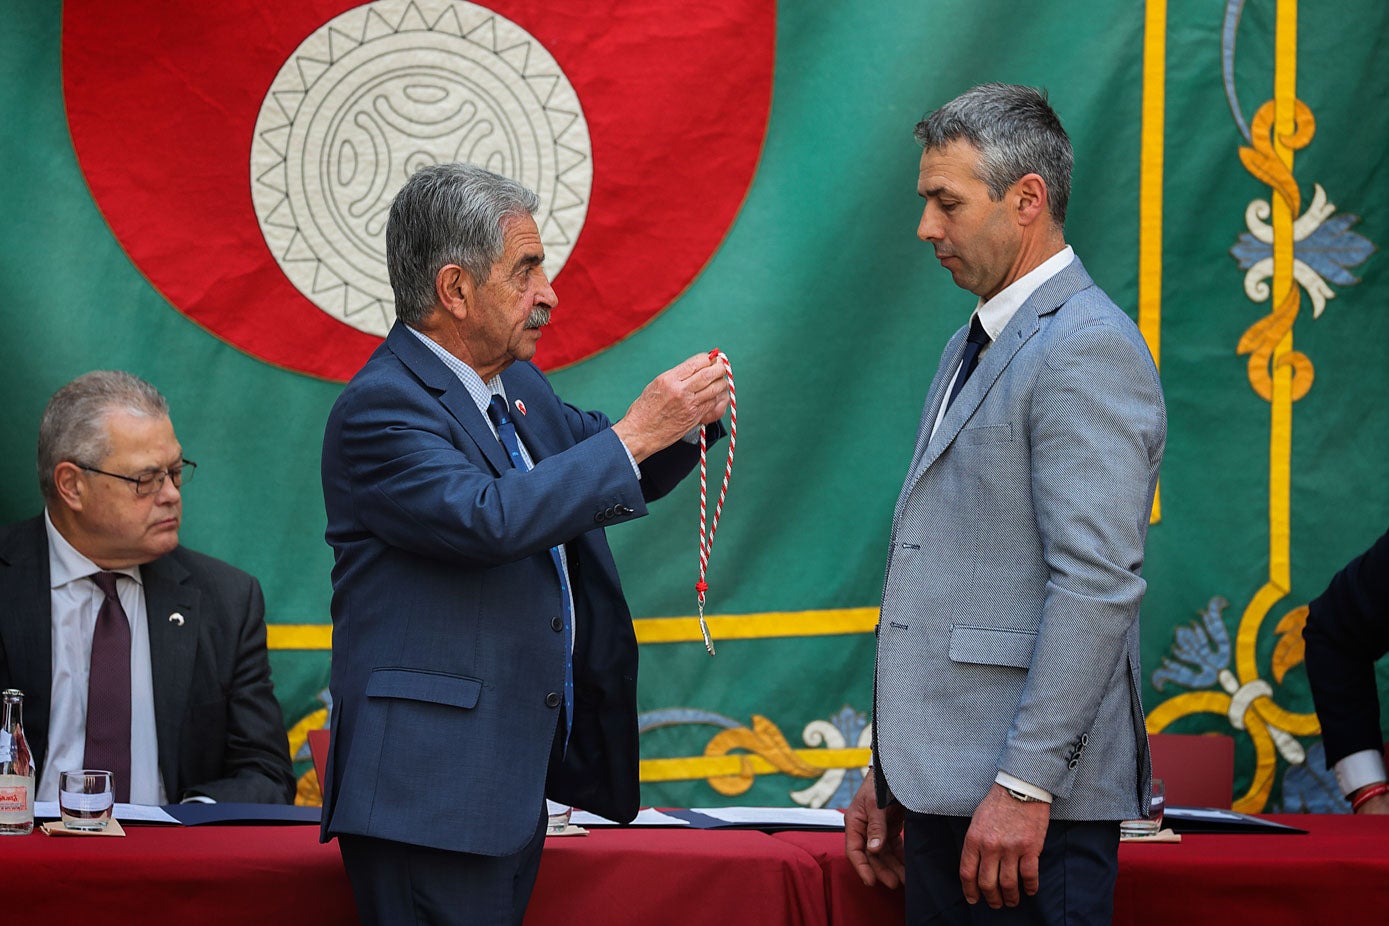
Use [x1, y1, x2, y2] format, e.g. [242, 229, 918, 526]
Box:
[945, 315, 991, 411]
[487, 394, 573, 748]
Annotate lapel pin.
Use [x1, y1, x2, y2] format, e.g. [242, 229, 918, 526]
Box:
[515, 399, 527, 416]
[169, 612, 185, 626]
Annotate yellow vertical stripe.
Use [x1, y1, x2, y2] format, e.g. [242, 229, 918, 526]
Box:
[1269, 0, 1297, 589]
[1140, 0, 1166, 524]
[1138, 0, 1165, 370]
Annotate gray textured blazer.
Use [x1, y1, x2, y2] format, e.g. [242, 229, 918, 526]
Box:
[874, 255, 1166, 821]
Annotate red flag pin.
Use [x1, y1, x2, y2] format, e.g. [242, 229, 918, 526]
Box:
[515, 399, 527, 416]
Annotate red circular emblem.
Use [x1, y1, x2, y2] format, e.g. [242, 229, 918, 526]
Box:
[62, 1, 773, 380]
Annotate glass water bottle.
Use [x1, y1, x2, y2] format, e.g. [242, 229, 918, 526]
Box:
[0, 689, 34, 835]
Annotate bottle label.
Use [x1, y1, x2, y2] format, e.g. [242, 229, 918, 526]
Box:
[0, 779, 31, 814]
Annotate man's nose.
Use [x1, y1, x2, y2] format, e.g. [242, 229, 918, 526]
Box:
[538, 276, 558, 310]
[156, 474, 182, 502]
[917, 208, 941, 242]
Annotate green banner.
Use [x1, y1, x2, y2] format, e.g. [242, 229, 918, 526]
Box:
[2, 0, 1384, 813]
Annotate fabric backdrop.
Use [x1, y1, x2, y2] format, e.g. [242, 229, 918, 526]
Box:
[2, 0, 1384, 814]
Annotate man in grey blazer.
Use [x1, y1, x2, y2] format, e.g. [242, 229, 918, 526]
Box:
[0, 371, 294, 805]
[846, 84, 1166, 924]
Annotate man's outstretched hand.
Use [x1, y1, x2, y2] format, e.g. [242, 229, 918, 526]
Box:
[612, 352, 730, 462]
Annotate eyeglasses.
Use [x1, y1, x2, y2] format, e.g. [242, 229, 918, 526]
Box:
[76, 459, 197, 497]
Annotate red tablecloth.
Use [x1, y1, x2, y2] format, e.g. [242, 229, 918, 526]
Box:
[777, 815, 1389, 926]
[2, 823, 827, 926]
[528, 827, 826, 926]
[1113, 814, 1389, 926]
[5, 824, 357, 924]
[6, 815, 1386, 924]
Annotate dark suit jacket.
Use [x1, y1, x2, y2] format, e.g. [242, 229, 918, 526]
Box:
[320, 322, 714, 856]
[0, 516, 295, 804]
[1304, 526, 1389, 768]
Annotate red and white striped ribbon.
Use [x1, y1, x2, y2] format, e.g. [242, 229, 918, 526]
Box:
[697, 348, 736, 655]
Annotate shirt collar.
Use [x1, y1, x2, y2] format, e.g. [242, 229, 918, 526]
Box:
[43, 508, 142, 589]
[406, 325, 508, 417]
[972, 245, 1075, 341]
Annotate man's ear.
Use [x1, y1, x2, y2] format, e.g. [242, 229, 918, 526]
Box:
[1013, 173, 1049, 226]
[52, 462, 86, 512]
[435, 264, 473, 320]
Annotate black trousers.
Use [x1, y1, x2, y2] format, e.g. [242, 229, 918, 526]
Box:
[904, 812, 1120, 925]
[338, 804, 548, 926]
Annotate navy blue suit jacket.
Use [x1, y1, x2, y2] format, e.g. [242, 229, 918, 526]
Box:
[320, 322, 714, 856]
[1304, 526, 1389, 768]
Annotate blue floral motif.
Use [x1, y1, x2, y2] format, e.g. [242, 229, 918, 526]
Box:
[825, 706, 869, 808]
[1297, 213, 1376, 285]
[1280, 741, 1348, 813]
[1230, 211, 1374, 286]
[1152, 596, 1231, 692]
[1230, 231, 1269, 270]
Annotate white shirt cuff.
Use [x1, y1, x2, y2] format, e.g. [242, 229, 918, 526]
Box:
[995, 771, 1053, 803]
[1334, 750, 1387, 797]
[612, 434, 641, 478]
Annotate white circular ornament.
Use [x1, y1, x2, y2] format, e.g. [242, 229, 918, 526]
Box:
[250, 0, 592, 335]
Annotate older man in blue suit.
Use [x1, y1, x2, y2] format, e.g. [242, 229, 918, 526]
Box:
[320, 163, 728, 924]
[845, 84, 1166, 924]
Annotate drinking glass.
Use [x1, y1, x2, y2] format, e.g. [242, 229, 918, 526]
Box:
[59, 769, 114, 831]
[1119, 778, 1165, 837]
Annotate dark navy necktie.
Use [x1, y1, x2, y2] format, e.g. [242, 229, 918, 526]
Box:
[487, 394, 574, 748]
[86, 571, 131, 802]
[945, 315, 991, 412]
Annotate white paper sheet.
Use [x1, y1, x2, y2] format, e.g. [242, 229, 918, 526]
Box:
[35, 801, 180, 824]
[689, 806, 845, 828]
[570, 807, 691, 827]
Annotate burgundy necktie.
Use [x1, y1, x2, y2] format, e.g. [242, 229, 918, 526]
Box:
[85, 571, 131, 802]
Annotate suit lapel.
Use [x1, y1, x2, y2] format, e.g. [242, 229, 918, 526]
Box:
[385, 322, 512, 474]
[922, 308, 1040, 467]
[910, 257, 1095, 480]
[0, 517, 56, 768]
[498, 369, 553, 464]
[142, 553, 199, 798]
[903, 329, 968, 480]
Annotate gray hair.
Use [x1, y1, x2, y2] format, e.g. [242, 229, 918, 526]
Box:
[386, 163, 542, 326]
[914, 83, 1073, 226]
[37, 370, 169, 502]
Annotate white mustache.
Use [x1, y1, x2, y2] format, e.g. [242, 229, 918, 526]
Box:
[526, 307, 552, 329]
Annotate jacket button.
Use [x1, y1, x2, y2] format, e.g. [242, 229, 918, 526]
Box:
[545, 692, 562, 708]
[594, 511, 606, 523]
[550, 616, 564, 632]
[1068, 758, 1080, 770]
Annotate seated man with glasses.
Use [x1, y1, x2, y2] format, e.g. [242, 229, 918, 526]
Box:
[0, 370, 295, 805]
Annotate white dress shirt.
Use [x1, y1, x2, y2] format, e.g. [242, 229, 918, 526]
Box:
[38, 510, 166, 804]
[929, 246, 1075, 443]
